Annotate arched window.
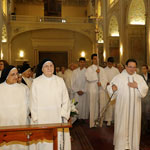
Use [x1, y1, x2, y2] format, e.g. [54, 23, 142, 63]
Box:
[109, 15, 119, 37]
[128, 0, 145, 25]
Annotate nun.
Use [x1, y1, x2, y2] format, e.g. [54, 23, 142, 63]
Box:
[0, 65, 29, 150]
[30, 59, 71, 150]
[20, 63, 32, 88]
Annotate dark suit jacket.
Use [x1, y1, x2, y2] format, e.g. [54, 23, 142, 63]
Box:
[142, 73, 150, 85]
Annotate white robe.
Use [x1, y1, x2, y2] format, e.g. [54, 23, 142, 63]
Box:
[57, 71, 65, 80]
[64, 69, 74, 99]
[107, 70, 148, 150]
[0, 82, 29, 150]
[85, 64, 108, 128]
[104, 66, 120, 122]
[71, 67, 89, 119]
[30, 74, 71, 150]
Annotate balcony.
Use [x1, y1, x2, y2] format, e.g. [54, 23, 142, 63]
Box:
[10, 15, 94, 24]
[9, 15, 95, 41]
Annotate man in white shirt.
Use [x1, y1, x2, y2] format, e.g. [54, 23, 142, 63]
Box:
[71, 57, 89, 120]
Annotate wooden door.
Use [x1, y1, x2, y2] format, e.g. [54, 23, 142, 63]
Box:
[39, 51, 68, 68]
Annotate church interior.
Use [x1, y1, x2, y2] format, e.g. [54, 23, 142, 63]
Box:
[1, 0, 150, 150]
[1, 0, 150, 67]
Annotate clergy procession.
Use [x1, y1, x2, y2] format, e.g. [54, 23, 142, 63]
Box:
[0, 55, 149, 150]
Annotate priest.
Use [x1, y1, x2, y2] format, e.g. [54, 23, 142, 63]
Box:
[0, 65, 29, 150]
[107, 59, 148, 150]
[104, 57, 120, 126]
[30, 58, 71, 150]
[85, 54, 108, 128]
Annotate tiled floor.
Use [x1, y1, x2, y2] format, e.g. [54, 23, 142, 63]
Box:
[71, 120, 150, 150]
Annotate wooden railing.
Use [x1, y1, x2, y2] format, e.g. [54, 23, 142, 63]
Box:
[0, 123, 71, 150]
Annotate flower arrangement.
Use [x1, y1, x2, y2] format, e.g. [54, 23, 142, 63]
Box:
[70, 99, 78, 119]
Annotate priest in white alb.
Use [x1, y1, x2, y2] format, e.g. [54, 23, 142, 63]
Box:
[85, 54, 108, 128]
[107, 59, 148, 150]
[30, 58, 71, 150]
[0, 65, 29, 150]
[71, 57, 89, 120]
[104, 57, 120, 126]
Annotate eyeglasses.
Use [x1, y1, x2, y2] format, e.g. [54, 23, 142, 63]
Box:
[9, 72, 19, 77]
[127, 66, 137, 69]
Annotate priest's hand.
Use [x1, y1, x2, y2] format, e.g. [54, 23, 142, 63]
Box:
[112, 84, 117, 92]
[77, 91, 84, 96]
[96, 68, 100, 73]
[128, 81, 138, 88]
[97, 82, 101, 86]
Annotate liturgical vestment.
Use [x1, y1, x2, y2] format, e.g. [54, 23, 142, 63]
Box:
[107, 70, 148, 150]
[104, 66, 120, 122]
[85, 64, 108, 128]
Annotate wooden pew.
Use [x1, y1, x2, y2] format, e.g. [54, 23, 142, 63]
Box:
[0, 123, 71, 150]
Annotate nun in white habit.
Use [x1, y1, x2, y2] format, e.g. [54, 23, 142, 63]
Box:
[0, 65, 29, 150]
[30, 58, 71, 150]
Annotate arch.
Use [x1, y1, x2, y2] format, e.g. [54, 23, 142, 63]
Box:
[11, 28, 93, 66]
[128, 0, 145, 25]
[11, 27, 93, 44]
[109, 15, 119, 37]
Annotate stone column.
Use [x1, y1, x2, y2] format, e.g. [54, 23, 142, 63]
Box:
[146, 0, 150, 66]
[0, 0, 3, 58]
[119, 0, 126, 64]
[102, 0, 108, 61]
